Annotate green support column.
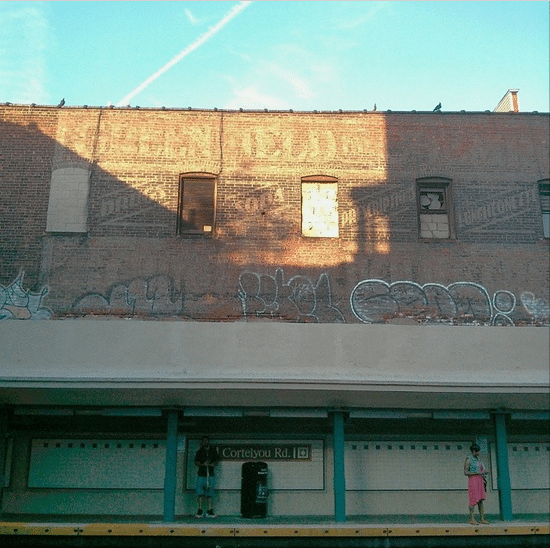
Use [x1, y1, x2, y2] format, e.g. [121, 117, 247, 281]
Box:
[163, 410, 179, 522]
[0, 409, 7, 514]
[332, 411, 346, 522]
[493, 412, 513, 521]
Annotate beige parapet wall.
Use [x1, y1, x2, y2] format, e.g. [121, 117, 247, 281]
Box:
[1, 322, 548, 410]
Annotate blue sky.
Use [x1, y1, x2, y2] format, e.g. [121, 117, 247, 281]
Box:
[1, 1, 548, 112]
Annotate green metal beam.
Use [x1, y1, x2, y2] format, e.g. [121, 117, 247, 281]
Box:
[0, 409, 7, 513]
[493, 412, 513, 521]
[332, 411, 346, 523]
[163, 410, 178, 522]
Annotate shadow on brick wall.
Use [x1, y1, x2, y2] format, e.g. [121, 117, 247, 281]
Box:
[1, 110, 549, 324]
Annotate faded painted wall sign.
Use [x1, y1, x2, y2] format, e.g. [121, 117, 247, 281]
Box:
[341, 187, 416, 228]
[459, 187, 540, 231]
[100, 125, 215, 159]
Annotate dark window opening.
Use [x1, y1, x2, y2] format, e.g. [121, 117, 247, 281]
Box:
[177, 175, 216, 236]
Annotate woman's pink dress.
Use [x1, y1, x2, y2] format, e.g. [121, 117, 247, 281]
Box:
[468, 475, 486, 507]
[467, 455, 486, 507]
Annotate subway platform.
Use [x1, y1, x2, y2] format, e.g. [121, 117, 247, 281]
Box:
[1, 514, 549, 548]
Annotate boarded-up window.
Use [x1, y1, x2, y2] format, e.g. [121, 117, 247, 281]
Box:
[417, 178, 453, 239]
[46, 167, 90, 233]
[302, 176, 338, 237]
[177, 175, 216, 236]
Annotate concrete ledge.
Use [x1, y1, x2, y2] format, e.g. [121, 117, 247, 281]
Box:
[2, 323, 548, 409]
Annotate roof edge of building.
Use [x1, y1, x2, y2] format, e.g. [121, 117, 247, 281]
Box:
[1, 102, 548, 115]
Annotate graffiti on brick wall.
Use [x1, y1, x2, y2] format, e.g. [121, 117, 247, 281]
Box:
[350, 279, 549, 326]
[4, 267, 547, 324]
[0, 269, 52, 320]
[72, 275, 184, 317]
[238, 268, 345, 323]
[520, 292, 550, 323]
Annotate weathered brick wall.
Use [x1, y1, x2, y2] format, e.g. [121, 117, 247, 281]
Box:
[0, 108, 59, 287]
[1, 105, 549, 324]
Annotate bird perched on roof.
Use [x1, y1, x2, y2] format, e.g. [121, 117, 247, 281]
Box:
[58, 98, 65, 108]
[372, 103, 377, 112]
[433, 102, 442, 112]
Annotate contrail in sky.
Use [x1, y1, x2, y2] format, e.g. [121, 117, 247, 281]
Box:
[115, 1, 252, 106]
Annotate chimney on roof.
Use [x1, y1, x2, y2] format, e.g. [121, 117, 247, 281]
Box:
[493, 89, 520, 113]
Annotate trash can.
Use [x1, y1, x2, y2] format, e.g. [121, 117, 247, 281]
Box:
[240, 461, 268, 518]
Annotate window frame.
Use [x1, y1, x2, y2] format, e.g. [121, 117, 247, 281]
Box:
[416, 177, 455, 240]
[539, 180, 550, 239]
[176, 173, 217, 237]
[301, 175, 339, 238]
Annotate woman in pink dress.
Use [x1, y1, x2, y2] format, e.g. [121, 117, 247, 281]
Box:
[464, 443, 490, 524]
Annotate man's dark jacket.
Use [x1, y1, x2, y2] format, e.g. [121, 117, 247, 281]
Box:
[195, 445, 220, 477]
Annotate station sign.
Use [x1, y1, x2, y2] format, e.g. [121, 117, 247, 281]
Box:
[218, 444, 311, 461]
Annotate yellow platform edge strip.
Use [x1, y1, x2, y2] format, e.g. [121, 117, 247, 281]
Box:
[1, 522, 548, 538]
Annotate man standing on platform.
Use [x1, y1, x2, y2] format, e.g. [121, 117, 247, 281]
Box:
[194, 436, 220, 518]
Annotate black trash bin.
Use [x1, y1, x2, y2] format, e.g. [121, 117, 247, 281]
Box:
[240, 461, 268, 518]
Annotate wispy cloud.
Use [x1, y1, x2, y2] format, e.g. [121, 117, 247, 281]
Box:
[265, 63, 313, 100]
[115, 1, 252, 106]
[223, 43, 338, 109]
[271, 44, 338, 86]
[0, 4, 50, 104]
[184, 8, 199, 26]
[224, 86, 289, 110]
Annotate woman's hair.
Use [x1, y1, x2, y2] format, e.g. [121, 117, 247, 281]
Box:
[470, 443, 481, 452]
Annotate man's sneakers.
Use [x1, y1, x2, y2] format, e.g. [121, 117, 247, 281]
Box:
[195, 508, 217, 519]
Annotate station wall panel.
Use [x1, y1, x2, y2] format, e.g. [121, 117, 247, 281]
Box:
[491, 442, 550, 490]
[345, 441, 470, 491]
[28, 439, 166, 489]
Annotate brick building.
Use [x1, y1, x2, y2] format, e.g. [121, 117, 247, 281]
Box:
[0, 99, 549, 525]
